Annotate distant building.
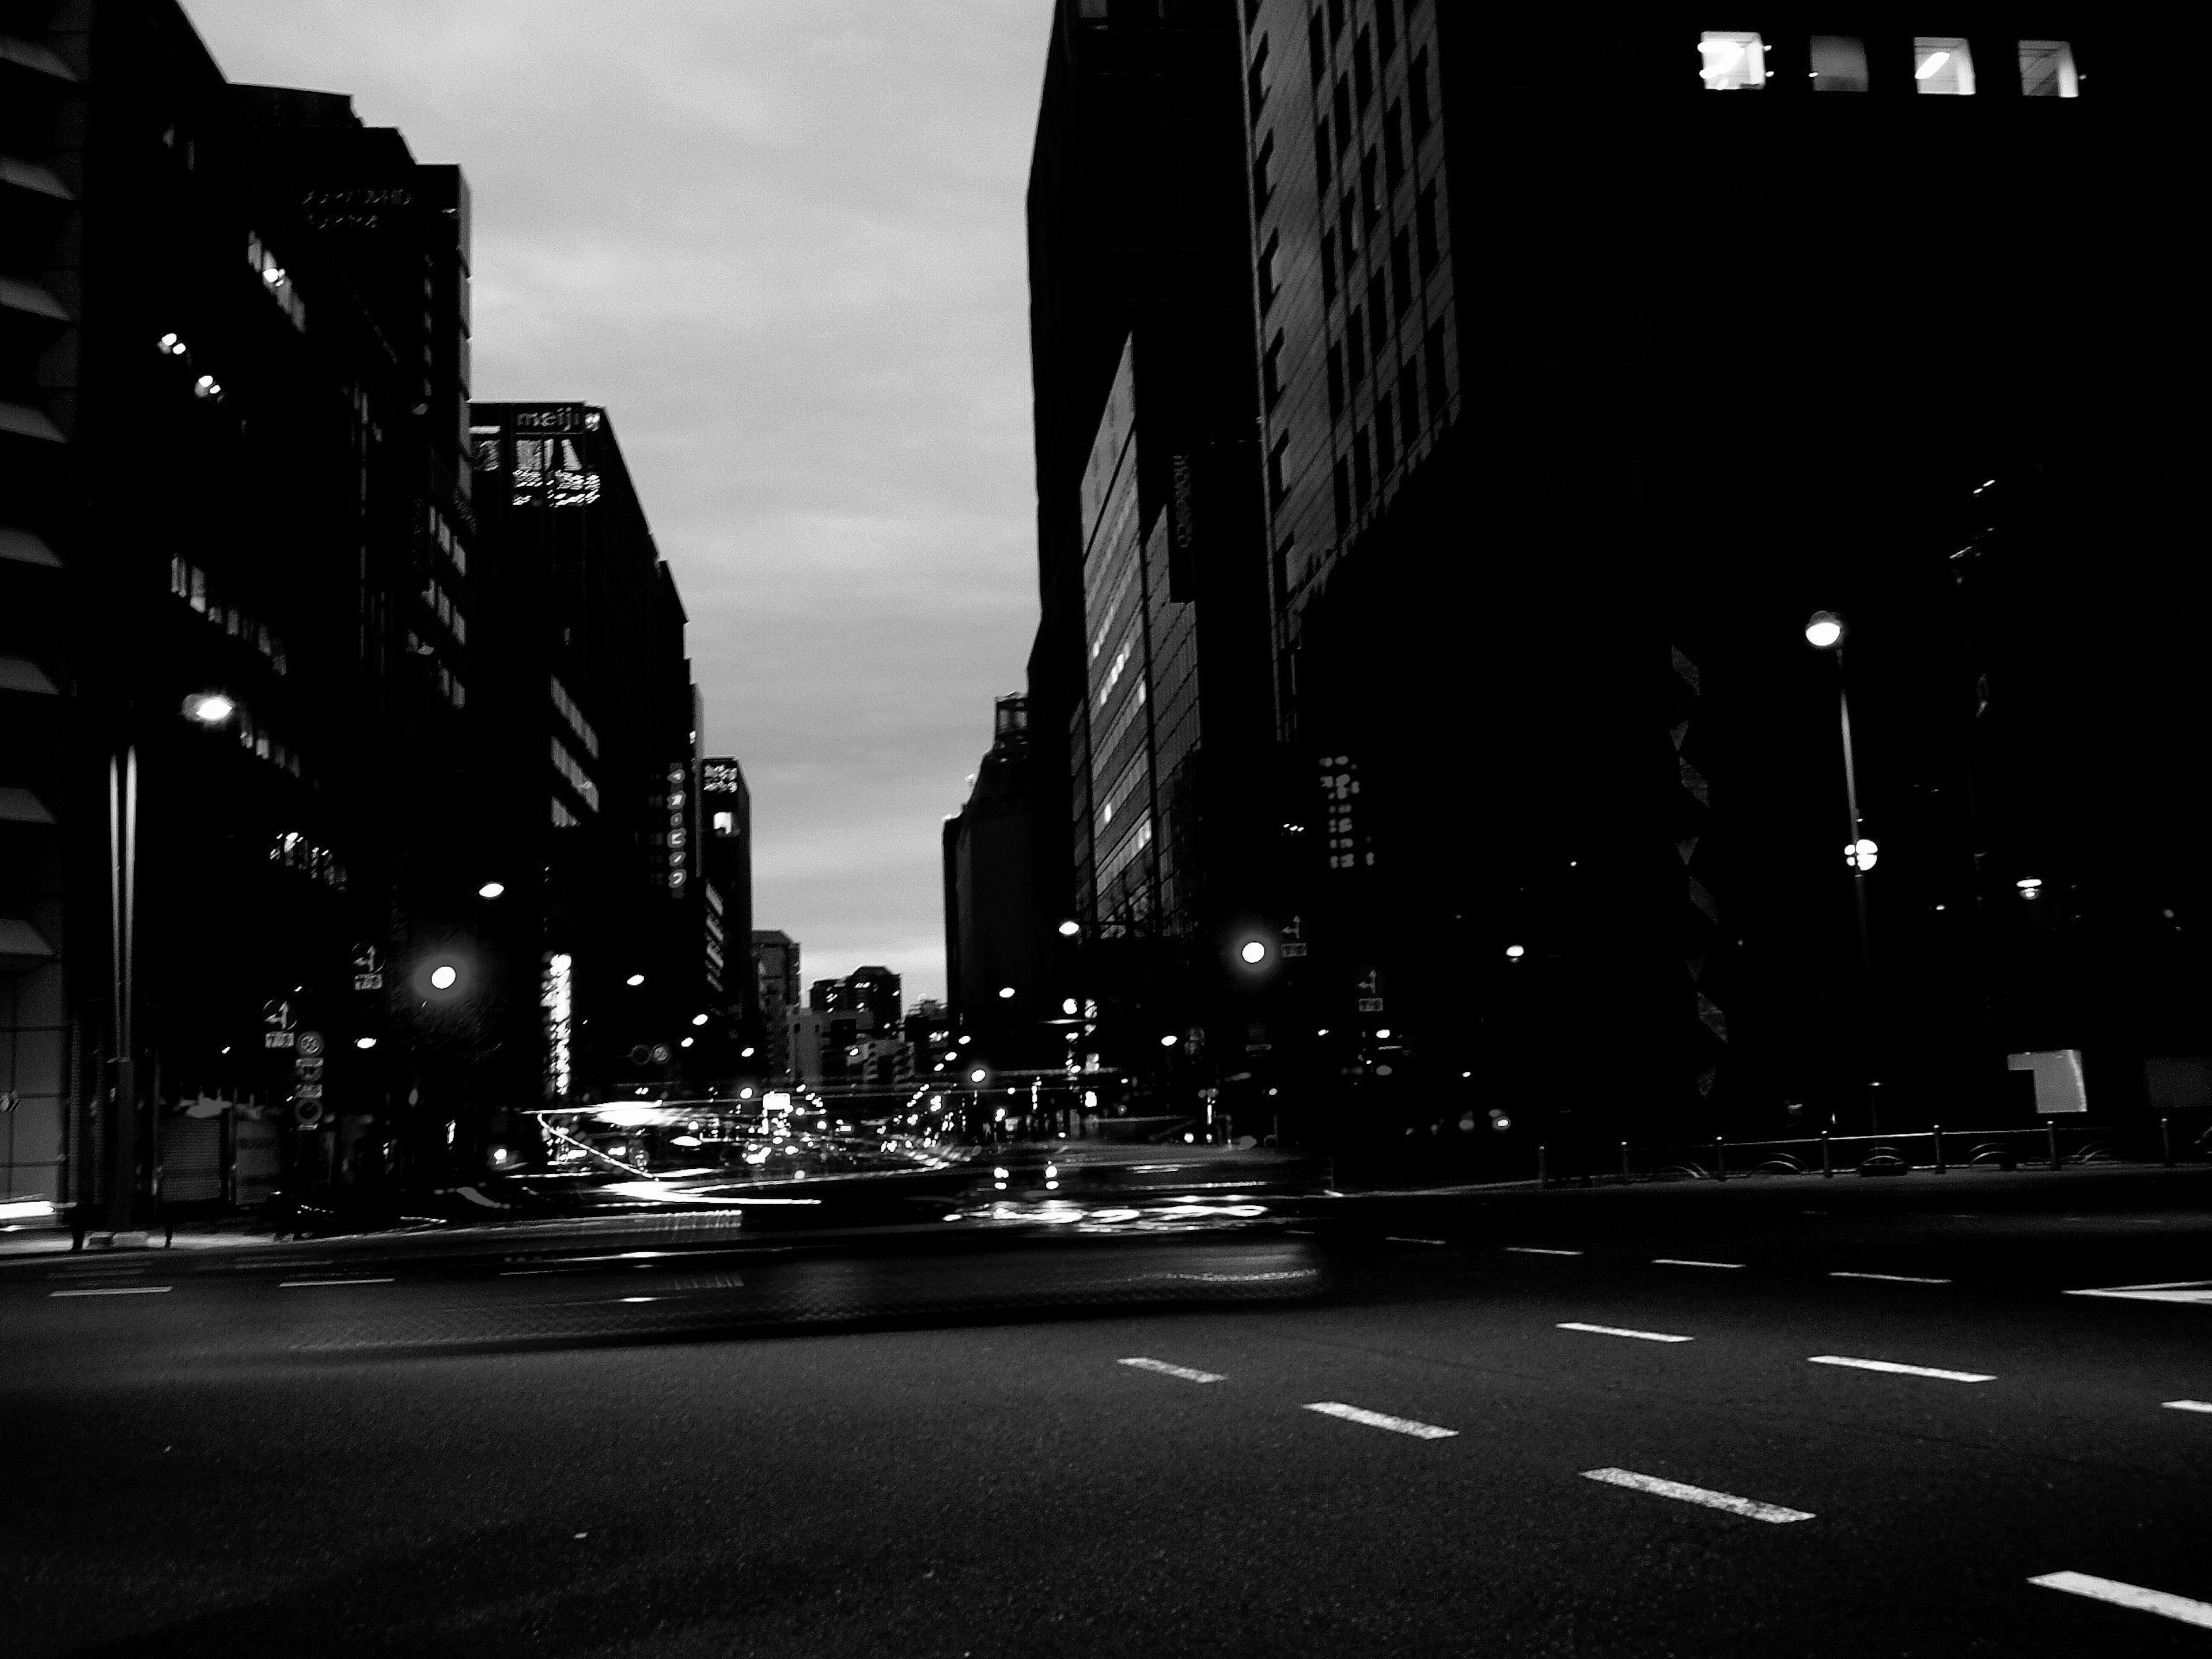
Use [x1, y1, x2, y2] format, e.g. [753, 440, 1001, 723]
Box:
[943, 698, 1050, 1057]
[699, 757, 755, 1024]
[752, 931, 801, 1077]
[468, 403, 703, 1109]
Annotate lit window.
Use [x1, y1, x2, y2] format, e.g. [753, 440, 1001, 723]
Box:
[2018, 40, 2078, 99]
[1914, 37, 1975, 95]
[1698, 32, 1767, 92]
[1809, 36, 1868, 93]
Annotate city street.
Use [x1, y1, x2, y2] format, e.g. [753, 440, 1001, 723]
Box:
[7, 1183, 2211, 1657]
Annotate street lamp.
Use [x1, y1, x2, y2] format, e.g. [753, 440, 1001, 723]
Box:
[1238, 940, 1268, 965]
[477, 881, 505, 899]
[181, 691, 235, 725]
[1807, 609, 1877, 1129]
[1057, 919, 1080, 937]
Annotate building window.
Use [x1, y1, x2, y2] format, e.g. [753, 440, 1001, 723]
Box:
[1327, 0, 1343, 41]
[1416, 181, 1439, 274]
[1321, 229, 1339, 301]
[1699, 32, 1766, 90]
[1384, 100, 1406, 186]
[1367, 272, 1388, 347]
[1409, 50, 1431, 139]
[1257, 230, 1281, 312]
[1361, 149, 1380, 228]
[1251, 131, 1275, 210]
[1354, 26, 1373, 109]
[1327, 340, 1344, 417]
[1268, 432, 1290, 506]
[1339, 191, 1358, 259]
[1398, 357, 1421, 433]
[1247, 35, 1270, 123]
[1308, 8, 1326, 83]
[1314, 117, 1333, 188]
[1332, 456, 1351, 534]
[1377, 0, 1397, 63]
[1390, 230, 1412, 316]
[1914, 37, 1975, 94]
[1263, 329, 1285, 408]
[1347, 305, 1366, 386]
[1809, 35, 1868, 93]
[2018, 40, 2078, 98]
[1333, 76, 1352, 150]
[1352, 428, 1373, 506]
[1374, 395, 1395, 476]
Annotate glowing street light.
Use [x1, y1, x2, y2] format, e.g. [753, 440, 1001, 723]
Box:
[1160, 1033, 1179, 1048]
[1057, 919, 1080, 937]
[691, 1013, 709, 1026]
[1805, 610, 1845, 650]
[429, 964, 458, 991]
[1805, 609, 1877, 1128]
[967, 1066, 988, 1085]
[997, 985, 1016, 999]
[355, 1036, 377, 1050]
[1505, 944, 1526, 960]
[182, 692, 235, 725]
[1239, 940, 1267, 965]
[478, 881, 506, 899]
[626, 973, 645, 987]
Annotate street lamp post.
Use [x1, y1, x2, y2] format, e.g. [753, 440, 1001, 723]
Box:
[1806, 612, 1878, 1131]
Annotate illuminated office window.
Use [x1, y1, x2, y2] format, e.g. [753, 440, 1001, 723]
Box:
[1699, 32, 1767, 91]
[1809, 35, 1868, 92]
[1914, 37, 1975, 94]
[2018, 40, 2079, 98]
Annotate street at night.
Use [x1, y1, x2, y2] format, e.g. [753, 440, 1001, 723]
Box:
[9, 1171, 2212, 1656]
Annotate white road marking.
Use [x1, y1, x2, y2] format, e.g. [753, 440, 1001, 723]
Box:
[1384, 1236, 1448, 1245]
[1119, 1357, 1225, 1384]
[1808, 1354, 1994, 1383]
[2161, 1400, 2212, 1414]
[1652, 1257, 1745, 1270]
[1506, 1247, 1583, 1256]
[1558, 1321, 1692, 1343]
[1303, 1402, 1457, 1440]
[2064, 1281, 2212, 1305]
[1581, 1467, 1813, 1524]
[278, 1278, 395, 1289]
[1829, 1271, 1952, 1285]
[2029, 1570, 2212, 1630]
[49, 1286, 172, 1298]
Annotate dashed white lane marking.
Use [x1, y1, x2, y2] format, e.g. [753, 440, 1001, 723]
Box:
[1829, 1271, 1952, 1285]
[1652, 1258, 1745, 1270]
[278, 1278, 395, 1289]
[1384, 1236, 1448, 1246]
[1119, 1357, 1225, 1384]
[1304, 1402, 1458, 1440]
[2161, 1400, 2212, 1414]
[49, 1286, 173, 1298]
[2029, 1570, 2212, 1630]
[2064, 1281, 2212, 1305]
[1581, 1467, 1813, 1524]
[1558, 1321, 1693, 1343]
[1506, 1247, 1583, 1257]
[1808, 1355, 1994, 1383]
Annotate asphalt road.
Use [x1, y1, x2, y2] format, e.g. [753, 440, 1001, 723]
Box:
[5, 1188, 2211, 1657]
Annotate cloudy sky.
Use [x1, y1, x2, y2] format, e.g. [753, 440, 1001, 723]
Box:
[184, 1, 1051, 1003]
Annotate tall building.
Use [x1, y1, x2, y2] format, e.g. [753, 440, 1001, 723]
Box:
[467, 402, 707, 1117]
[1, 1, 472, 1217]
[751, 930, 800, 1079]
[942, 696, 1050, 1056]
[699, 756, 755, 1032]
[1024, 0, 1263, 968]
[1228, 6, 2200, 1145]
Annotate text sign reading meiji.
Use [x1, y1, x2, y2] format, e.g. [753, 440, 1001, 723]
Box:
[514, 408, 595, 433]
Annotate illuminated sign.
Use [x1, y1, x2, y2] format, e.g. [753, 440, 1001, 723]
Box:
[541, 952, 573, 1099]
[665, 763, 690, 895]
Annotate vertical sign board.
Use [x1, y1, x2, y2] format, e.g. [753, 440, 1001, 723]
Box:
[2008, 1049, 2088, 1114]
[665, 762, 690, 895]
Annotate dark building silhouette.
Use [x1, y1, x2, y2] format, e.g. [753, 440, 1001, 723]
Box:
[751, 930, 800, 1078]
[942, 696, 1050, 1057]
[467, 403, 708, 1115]
[0, 1, 478, 1217]
[699, 756, 754, 1032]
[1229, 5, 2201, 1153]
[1025, 0, 1282, 1089]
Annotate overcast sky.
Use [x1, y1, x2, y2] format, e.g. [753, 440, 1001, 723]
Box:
[184, 1, 1050, 1005]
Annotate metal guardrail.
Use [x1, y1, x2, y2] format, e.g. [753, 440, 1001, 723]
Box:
[1536, 1118, 2201, 1188]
